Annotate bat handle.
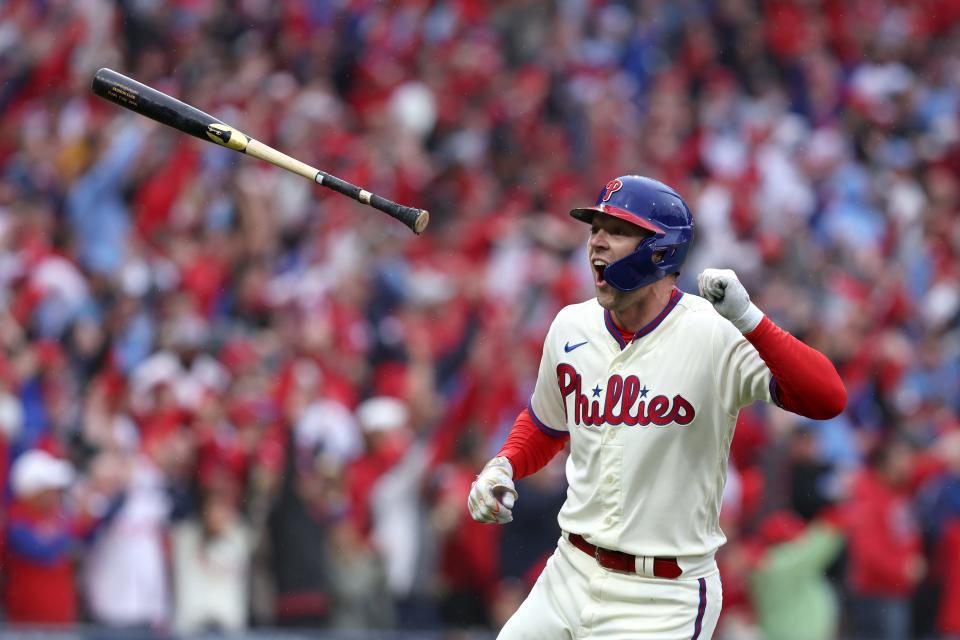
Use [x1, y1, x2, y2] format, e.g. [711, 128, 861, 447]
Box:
[316, 171, 429, 235]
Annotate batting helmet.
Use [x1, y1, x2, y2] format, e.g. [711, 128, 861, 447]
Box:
[570, 175, 694, 292]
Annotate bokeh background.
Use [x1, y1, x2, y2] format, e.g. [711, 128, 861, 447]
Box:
[0, 0, 959, 638]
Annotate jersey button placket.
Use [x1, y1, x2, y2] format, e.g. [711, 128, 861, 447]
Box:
[600, 362, 622, 444]
[598, 446, 622, 532]
[600, 360, 620, 442]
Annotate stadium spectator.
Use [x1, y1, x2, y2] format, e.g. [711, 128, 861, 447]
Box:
[267, 427, 340, 628]
[2, 450, 79, 624]
[171, 488, 251, 634]
[845, 440, 925, 640]
[747, 510, 845, 640]
[431, 432, 502, 630]
[82, 449, 174, 630]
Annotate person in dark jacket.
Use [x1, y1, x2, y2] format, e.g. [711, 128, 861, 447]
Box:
[268, 430, 339, 627]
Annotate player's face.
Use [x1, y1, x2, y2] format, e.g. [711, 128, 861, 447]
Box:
[588, 213, 651, 309]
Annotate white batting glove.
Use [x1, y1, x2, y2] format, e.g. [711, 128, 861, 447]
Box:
[698, 268, 764, 334]
[467, 457, 518, 524]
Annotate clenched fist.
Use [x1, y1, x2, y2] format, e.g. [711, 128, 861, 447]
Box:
[698, 268, 764, 334]
[467, 457, 518, 524]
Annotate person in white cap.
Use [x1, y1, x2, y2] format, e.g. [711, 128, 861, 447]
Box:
[348, 397, 424, 615]
[356, 396, 410, 436]
[348, 396, 411, 538]
[11, 449, 75, 501]
[4, 449, 79, 624]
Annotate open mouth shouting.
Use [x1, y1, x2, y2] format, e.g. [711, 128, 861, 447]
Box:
[592, 258, 609, 287]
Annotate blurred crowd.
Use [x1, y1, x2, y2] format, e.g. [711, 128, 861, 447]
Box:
[0, 0, 958, 637]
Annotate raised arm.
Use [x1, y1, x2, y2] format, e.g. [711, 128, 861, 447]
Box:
[699, 268, 847, 420]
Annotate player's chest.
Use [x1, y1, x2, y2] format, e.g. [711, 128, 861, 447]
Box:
[554, 337, 712, 429]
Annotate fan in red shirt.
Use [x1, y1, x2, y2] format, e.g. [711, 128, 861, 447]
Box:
[844, 439, 925, 640]
[936, 519, 960, 636]
[432, 433, 502, 630]
[3, 450, 84, 624]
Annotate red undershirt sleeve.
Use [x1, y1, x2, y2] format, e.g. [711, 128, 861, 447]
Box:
[496, 408, 568, 480]
[744, 316, 847, 420]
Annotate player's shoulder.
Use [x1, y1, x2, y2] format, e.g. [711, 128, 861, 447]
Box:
[674, 291, 718, 316]
[554, 297, 602, 322]
[675, 290, 746, 341]
[674, 291, 734, 329]
[557, 297, 603, 318]
[550, 298, 603, 335]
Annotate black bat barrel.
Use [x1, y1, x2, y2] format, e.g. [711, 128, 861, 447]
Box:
[91, 68, 223, 142]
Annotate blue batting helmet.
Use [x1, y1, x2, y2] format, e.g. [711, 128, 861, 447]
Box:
[570, 175, 695, 292]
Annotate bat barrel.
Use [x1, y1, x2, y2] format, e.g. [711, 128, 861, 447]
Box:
[91, 68, 223, 142]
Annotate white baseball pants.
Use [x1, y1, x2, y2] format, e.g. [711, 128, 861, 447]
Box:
[498, 536, 722, 640]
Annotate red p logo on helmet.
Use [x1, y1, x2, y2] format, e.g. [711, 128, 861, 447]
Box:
[601, 179, 623, 202]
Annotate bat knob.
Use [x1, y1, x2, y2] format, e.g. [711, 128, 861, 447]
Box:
[413, 209, 430, 235]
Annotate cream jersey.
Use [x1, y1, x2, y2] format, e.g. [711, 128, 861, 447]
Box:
[528, 289, 772, 558]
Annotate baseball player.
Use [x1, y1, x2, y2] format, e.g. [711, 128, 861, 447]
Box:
[468, 176, 847, 639]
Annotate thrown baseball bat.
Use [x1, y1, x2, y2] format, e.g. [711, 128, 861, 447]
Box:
[91, 68, 429, 234]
